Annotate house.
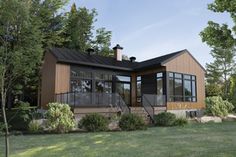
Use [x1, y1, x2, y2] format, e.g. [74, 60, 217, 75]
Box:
[40, 44, 205, 119]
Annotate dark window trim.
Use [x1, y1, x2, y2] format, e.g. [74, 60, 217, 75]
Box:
[136, 75, 142, 103]
[167, 71, 197, 102]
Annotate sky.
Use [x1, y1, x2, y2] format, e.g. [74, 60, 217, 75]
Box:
[65, 0, 233, 67]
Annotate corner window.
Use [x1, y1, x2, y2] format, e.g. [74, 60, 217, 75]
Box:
[168, 72, 197, 102]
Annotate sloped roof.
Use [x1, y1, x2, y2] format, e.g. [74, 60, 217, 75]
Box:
[49, 48, 204, 71]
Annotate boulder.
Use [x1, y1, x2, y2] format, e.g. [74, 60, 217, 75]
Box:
[199, 116, 222, 123]
[223, 114, 236, 122]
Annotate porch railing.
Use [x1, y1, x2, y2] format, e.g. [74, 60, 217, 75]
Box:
[55, 92, 130, 114]
[142, 94, 166, 121]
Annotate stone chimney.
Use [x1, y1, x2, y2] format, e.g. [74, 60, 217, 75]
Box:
[113, 44, 123, 61]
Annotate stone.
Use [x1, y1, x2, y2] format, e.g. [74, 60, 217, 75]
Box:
[199, 116, 222, 123]
[223, 114, 236, 122]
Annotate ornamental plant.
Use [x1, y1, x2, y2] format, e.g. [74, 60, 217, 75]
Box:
[205, 96, 234, 117]
[46, 103, 76, 133]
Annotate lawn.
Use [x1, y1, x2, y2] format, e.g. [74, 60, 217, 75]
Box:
[1, 122, 236, 157]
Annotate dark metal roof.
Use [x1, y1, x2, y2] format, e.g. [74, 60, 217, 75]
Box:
[49, 48, 204, 72]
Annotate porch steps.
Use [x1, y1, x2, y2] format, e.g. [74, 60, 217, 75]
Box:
[130, 107, 152, 124]
[154, 107, 167, 115]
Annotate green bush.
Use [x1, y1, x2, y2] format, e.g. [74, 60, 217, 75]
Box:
[119, 113, 146, 131]
[205, 96, 234, 117]
[174, 118, 188, 127]
[28, 120, 42, 133]
[46, 103, 75, 133]
[79, 113, 109, 132]
[154, 112, 176, 126]
[0, 122, 4, 134]
[0, 102, 32, 131]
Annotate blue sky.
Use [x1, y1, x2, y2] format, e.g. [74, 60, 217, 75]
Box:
[65, 0, 233, 67]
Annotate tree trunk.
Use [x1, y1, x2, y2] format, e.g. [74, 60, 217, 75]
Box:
[1, 88, 9, 157]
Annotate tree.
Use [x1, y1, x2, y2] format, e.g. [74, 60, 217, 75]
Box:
[200, 2, 236, 99]
[64, 3, 97, 52]
[229, 75, 236, 110]
[0, 0, 43, 156]
[64, 3, 113, 56]
[93, 27, 113, 56]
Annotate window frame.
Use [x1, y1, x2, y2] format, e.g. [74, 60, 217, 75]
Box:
[168, 72, 197, 102]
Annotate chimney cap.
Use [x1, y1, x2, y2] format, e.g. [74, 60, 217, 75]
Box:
[129, 56, 136, 62]
[113, 44, 123, 50]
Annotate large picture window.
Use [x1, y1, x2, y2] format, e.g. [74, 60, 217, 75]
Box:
[94, 73, 112, 94]
[70, 67, 92, 93]
[168, 72, 196, 102]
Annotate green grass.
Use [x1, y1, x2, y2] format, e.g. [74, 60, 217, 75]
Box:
[1, 122, 236, 157]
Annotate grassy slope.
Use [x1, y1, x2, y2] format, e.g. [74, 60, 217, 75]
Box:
[1, 122, 236, 157]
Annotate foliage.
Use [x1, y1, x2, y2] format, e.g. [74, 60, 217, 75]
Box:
[14, 101, 31, 122]
[154, 112, 176, 126]
[0, 122, 4, 134]
[79, 113, 109, 132]
[174, 118, 188, 127]
[46, 103, 75, 133]
[64, 3, 113, 56]
[64, 4, 96, 52]
[229, 75, 236, 111]
[118, 113, 146, 131]
[200, 0, 236, 99]
[28, 120, 42, 133]
[205, 96, 234, 117]
[205, 83, 222, 97]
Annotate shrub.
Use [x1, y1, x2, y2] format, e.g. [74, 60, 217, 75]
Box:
[174, 118, 188, 127]
[46, 103, 75, 133]
[28, 120, 42, 133]
[0, 102, 32, 131]
[119, 113, 146, 131]
[79, 113, 109, 132]
[0, 122, 4, 134]
[154, 112, 176, 126]
[205, 96, 234, 117]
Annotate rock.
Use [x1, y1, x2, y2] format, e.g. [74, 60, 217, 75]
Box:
[108, 121, 120, 130]
[199, 116, 222, 123]
[223, 114, 236, 122]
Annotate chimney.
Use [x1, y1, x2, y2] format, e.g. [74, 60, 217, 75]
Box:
[129, 56, 136, 62]
[86, 48, 94, 55]
[113, 44, 123, 61]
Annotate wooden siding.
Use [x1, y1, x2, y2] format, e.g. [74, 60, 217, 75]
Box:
[40, 52, 57, 108]
[55, 64, 70, 94]
[163, 52, 205, 110]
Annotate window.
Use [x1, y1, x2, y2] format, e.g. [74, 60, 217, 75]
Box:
[70, 67, 93, 93]
[116, 75, 131, 82]
[115, 75, 131, 106]
[71, 80, 92, 93]
[157, 73, 163, 95]
[136, 76, 141, 102]
[95, 73, 112, 93]
[168, 72, 197, 102]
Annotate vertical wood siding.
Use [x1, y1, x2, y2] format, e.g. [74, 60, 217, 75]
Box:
[163, 52, 205, 110]
[55, 64, 70, 94]
[40, 52, 57, 108]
